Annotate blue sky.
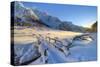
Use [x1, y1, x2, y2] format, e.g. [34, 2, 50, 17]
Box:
[22, 2, 97, 28]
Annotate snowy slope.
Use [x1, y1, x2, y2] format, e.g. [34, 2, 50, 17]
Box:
[15, 1, 39, 21]
[68, 33, 97, 62]
[13, 27, 97, 65]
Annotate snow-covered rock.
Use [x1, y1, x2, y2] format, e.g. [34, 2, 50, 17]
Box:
[13, 1, 86, 32]
[15, 1, 39, 21]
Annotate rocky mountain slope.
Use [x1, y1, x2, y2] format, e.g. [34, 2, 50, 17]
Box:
[11, 1, 87, 32]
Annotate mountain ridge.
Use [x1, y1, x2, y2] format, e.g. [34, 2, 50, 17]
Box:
[12, 1, 87, 32]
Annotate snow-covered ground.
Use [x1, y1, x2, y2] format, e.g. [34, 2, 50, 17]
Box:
[12, 27, 97, 65]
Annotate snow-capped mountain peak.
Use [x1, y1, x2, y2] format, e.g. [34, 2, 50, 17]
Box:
[13, 1, 86, 32]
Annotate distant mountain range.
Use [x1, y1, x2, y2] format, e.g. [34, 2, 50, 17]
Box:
[11, 1, 87, 32]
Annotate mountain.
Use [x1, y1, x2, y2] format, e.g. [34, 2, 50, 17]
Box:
[91, 21, 97, 32]
[14, 2, 39, 26]
[86, 21, 97, 32]
[12, 1, 86, 32]
[58, 21, 86, 32]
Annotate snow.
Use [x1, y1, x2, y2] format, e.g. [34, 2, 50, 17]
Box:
[69, 33, 97, 61]
[13, 27, 97, 65]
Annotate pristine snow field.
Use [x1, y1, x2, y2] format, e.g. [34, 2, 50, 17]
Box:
[13, 27, 97, 65]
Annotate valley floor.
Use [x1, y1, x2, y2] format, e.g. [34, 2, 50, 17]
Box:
[12, 26, 97, 65]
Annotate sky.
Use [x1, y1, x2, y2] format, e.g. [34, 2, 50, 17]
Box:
[22, 2, 97, 28]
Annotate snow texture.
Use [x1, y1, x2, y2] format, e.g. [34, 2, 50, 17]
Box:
[14, 33, 97, 65]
